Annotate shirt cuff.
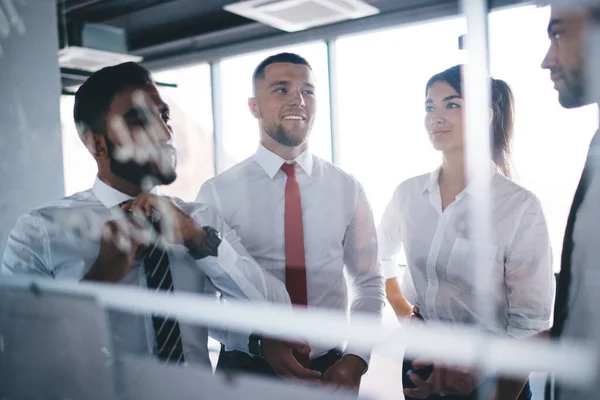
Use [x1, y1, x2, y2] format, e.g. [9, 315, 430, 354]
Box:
[343, 345, 371, 371]
[382, 260, 402, 279]
[507, 318, 551, 339]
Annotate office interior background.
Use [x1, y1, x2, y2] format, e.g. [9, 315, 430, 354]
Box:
[2, 0, 598, 399]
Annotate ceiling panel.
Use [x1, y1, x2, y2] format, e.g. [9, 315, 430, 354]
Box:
[59, 0, 530, 67]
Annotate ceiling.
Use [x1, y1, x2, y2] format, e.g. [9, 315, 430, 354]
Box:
[58, 0, 528, 67]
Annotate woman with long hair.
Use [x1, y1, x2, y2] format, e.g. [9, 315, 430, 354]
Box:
[378, 65, 553, 399]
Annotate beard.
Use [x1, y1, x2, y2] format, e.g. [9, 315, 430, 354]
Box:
[557, 66, 586, 109]
[104, 134, 177, 187]
[263, 118, 310, 147]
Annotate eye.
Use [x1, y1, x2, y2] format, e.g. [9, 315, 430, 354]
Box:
[131, 117, 149, 127]
[303, 89, 315, 96]
[550, 31, 562, 42]
[162, 114, 171, 124]
[275, 88, 287, 94]
[425, 105, 434, 113]
[447, 102, 460, 109]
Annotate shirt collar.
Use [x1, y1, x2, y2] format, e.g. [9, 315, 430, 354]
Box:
[92, 176, 160, 209]
[421, 163, 497, 195]
[421, 167, 442, 194]
[254, 144, 313, 179]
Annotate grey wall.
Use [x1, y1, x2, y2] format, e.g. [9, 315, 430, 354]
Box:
[0, 0, 64, 254]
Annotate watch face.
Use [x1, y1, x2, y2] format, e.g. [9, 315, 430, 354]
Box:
[208, 227, 222, 244]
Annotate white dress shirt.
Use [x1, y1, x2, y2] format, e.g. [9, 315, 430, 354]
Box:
[1, 177, 290, 366]
[378, 168, 554, 338]
[196, 145, 385, 363]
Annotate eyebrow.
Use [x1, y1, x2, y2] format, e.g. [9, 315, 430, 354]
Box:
[268, 80, 315, 89]
[123, 104, 169, 119]
[269, 80, 290, 89]
[547, 19, 563, 35]
[425, 95, 462, 103]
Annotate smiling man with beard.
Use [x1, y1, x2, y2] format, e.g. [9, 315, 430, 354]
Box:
[1, 62, 291, 368]
[196, 53, 385, 393]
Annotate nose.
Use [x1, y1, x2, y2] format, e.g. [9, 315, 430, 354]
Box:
[541, 43, 556, 71]
[428, 109, 446, 125]
[289, 88, 306, 107]
[158, 119, 174, 143]
[148, 116, 173, 145]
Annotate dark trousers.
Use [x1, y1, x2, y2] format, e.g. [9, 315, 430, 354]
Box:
[402, 359, 532, 400]
[217, 345, 343, 377]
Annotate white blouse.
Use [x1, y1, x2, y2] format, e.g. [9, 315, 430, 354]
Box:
[377, 168, 554, 338]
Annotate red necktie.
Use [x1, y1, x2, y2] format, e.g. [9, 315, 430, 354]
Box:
[281, 162, 310, 367]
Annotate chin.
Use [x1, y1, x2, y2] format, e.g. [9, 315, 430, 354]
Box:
[430, 140, 447, 152]
[160, 174, 177, 186]
[558, 93, 586, 109]
[156, 169, 177, 186]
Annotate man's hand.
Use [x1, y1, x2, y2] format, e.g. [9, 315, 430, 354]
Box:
[83, 217, 149, 283]
[121, 194, 205, 248]
[261, 338, 321, 382]
[322, 354, 367, 393]
[404, 360, 478, 399]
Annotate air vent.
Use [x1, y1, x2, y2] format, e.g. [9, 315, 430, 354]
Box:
[224, 0, 379, 32]
[58, 46, 143, 72]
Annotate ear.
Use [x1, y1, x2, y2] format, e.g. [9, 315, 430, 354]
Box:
[488, 108, 494, 126]
[82, 132, 108, 159]
[248, 97, 261, 120]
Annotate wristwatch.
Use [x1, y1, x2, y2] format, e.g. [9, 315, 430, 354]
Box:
[188, 226, 223, 260]
[248, 334, 262, 357]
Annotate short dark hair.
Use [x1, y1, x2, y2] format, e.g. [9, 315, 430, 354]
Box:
[252, 52, 312, 91]
[426, 65, 516, 179]
[74, 62, 153, 139]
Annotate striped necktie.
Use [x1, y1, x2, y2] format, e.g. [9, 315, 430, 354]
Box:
[143, 237, 185, 364]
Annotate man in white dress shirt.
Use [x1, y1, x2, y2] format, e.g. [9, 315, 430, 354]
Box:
[540, 2, 600, 398]
[2, 62, 290, 367]
[196, 52, 385, 391]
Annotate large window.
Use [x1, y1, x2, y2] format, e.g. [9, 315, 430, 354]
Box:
[219, 42, 332, 169]
[153, 64, 215, 201]
[336, 17, 467, 225]
[333, 6, 598, 273]
[488, 5, 599, 271]
[61, 94, 98, 196]
[61, 64, 215, 202]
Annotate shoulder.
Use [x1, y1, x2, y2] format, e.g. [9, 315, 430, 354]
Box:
[389, 172, 431, 202]
[313, 156, 363, 190]
[493, 173, 542, 208]
[14, 189, 98, 229]
[203, 156, 256, 188]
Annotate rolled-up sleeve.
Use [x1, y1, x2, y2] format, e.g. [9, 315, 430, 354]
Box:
[504, 196, 554, 338]
[343, 182, 385, 365]
[190, 205, 290, 304]
[377, 187, 404, 280]
[191, 190, 291, 352]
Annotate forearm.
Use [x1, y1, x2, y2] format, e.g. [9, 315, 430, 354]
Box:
[81, 261, 121, 283]
[385, 278, 412, 318]
[346, 275, 385, 365]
